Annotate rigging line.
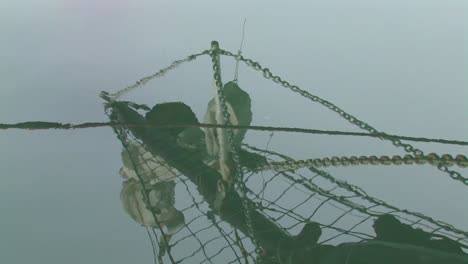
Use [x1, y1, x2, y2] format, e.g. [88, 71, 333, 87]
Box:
[234, 18, 247, 83]
[145, 227, 159, 264]
[2, 121, 468, 146]
[106, 50, 209, 101]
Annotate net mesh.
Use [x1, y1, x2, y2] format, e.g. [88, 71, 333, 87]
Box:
[101, 42, 468, 264]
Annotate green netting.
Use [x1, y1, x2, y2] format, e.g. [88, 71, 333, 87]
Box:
[99, 41, 468, 264]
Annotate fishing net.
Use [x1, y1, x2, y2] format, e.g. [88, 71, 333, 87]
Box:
[100, 41, 468, 264]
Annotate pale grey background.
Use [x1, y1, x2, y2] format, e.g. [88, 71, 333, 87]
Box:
[1, 1, 467, 263]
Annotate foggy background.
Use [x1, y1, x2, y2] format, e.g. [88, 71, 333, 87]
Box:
[1, 1, 467, 263]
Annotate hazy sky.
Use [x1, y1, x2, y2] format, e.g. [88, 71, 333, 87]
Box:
[1, 1, 467, 263]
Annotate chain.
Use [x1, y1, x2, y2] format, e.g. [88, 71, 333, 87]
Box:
[244, 144, 468, 241]
[210, 41, 262, 262]
[251, 153, 468, 172]
[219, 49, 468, 186]
[107, 50, 210, 102]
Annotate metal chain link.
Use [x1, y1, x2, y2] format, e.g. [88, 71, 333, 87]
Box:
[107, 50, 210, 102]
[209, 41, 262, 262]
[219, 49, 468, 186]
[244, 144, 468, 241]
[251, 153, 468, 172]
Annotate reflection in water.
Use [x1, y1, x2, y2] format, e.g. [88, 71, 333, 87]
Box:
[120, 179, 184, 235]
[119, 137, 187, 256]
[97, 41, 468, 263]
[373, 214, 464, 254]
[204, 81, 252, 159]
[120, 142, 179, 184]
[3, 41, 466, 263]
[102, 76, 468, 263]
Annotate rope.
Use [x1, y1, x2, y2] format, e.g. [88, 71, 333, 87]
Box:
[233, 19, 247, 83]
[106, 50, 209, 102]
[2, 121, 467, 146]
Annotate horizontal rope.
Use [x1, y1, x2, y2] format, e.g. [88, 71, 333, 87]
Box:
[1, 121, 467, 146]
